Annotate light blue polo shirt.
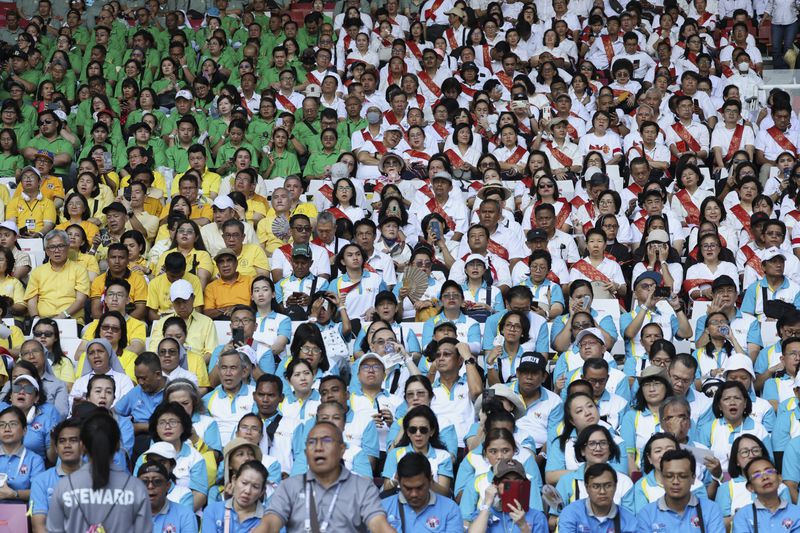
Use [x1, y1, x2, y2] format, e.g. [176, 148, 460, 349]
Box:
[382, 492, 463, 533]
[550, 310, 619, 347]
[153, 500, 199, 533]
[558, 499, 636, 533]
[114, 385, 165, 423]
[636, 495, 724, 533]
[29, 465, 67, 516]
[0, 444, 45, 493]
[732, 497, 800, 532]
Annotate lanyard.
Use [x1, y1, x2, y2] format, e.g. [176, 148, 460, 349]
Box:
[304, 475, 342, 533]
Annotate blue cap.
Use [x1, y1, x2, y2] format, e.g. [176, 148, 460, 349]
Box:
[634, 271, 663, 288]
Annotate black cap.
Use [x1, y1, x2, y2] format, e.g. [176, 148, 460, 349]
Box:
[375, 290, 397, 306]
[460, 61, 479, 71]
[517, 352, 547, 372]
[750, 212, 770, 227]
[432, 321, 457, 334]
[102, 201, 127, 215]
[589, 173, 610, 186]
[712, 275, 737, 291]
[526, 229, 548, 242]
[11, 48, 27, 60]
[136, 460, 170, 479]
[379, 216, 403, 227]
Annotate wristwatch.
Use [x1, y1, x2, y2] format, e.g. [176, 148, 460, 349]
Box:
[464, 358, 477, 366]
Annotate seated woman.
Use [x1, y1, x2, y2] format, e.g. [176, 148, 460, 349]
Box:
[81, 374, 135, 466]
[201, 461, 269, 531]
[154, 218, 214, 288]
[163, 378, 222, 459]
[387, 376, 459, 457]
[0, 367, 61, 460]
[382, 405, 453, 495]
[158, 318, 211, 394]
[692, 310, 749, 377]
[329, 243, 387, 321]
[684, 233, 739, 301]
[277, 324, 342, 399]
[620, 366, 674, 474]
[0, 405, 45, 502]
[65, 224, 100, 282]
[56, 192, 99, 244]
[69, 338, 134, 408]
[74, 311, 138, 381]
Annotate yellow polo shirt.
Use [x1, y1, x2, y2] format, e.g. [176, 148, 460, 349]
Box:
[90, 270, 149, 303]
[148, 310, 218, 364]
[155, 249, 214, 278]
[82, 315, 147, 346]
[204, 274, 253, 311]
[212, 245, 269, 278]
[0, 275, 24, 307]
[170, 168, 222, 197]
[23, 260, 90, 320]
[5, 195, 57, 233]
[55, 219, 100, 243]
[146, 272, 205, 315]
[75, 348, 138, 381]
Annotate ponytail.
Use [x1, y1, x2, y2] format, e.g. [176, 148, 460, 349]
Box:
[80, 411, 121, 490]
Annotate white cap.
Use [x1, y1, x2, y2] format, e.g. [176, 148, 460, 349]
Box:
[357, 352, 385, 370]
[0, 220, 18, 234]
[236, 345, 257, 366]
[169, 279, 194, 301]
[575, 327, 604, 346]
[584, 166, 603, 181]
[13, 374, 39, 391]
[212, 195, 235, 210]
[144, 441, 178, 461]
[762, 247, 787, 262]
[176, 89, 193, 100]
[464, 253, 488, 267]
[723, 352, 756, 380]
[304, 84, 321, 97]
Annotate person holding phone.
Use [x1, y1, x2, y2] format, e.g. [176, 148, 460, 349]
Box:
[467, 459, 547, 533]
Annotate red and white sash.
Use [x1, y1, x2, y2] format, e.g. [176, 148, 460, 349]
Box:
[444, 149, 466, 168]
[742, 245, 764, 277]
[275, 93, 297, 113]
[547, 141, 573, 168]
[327, 207, 351, 221]
[431, 122, 449, 140]
[362, 130, 387, 154]
[425, 197, 455, 231]
[768, 126, 797, 153]
[675, 188, 701, 226]
[407, 41, 424, 60]
[419, 71, 442, 98]
[724, 124, 745, 162]
[312, 238, 335, 258]
[280, 244, 293, 263]
[487, 239, 509, 261]
[572, 259, 612, 283]
[730, 204, 752, 236]
[445, 27, 459, 49]
[424, 0, 445, 21]
[601, 35, 615, 63]
[504, 146, 527, 166]
[672, 122, 702, 153]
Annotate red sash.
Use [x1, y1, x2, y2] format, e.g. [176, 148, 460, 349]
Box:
[672, 122, 702, 152]
[555, 201, 572, 229]
[280, 244, 293, 263]
[675, 188, 701, 226]
[627, 183, 643, 197]
[482, 46, 493, 73]
[339, 279, 362, 295]
[697, 12, 713, 26]
[384, 111, 405, 132]
[721, 64, 734, 78]
[445, 149, 466, 168]
[460, 83, 478, 98]
[546, 271, 561, 284]
[362, 130, 387, 154]
[327, 206, 351, 221]
[425, 197, 455, 231]
[730, 204, 752, 236]
[724, 124, 745, 162]
[682, 277, 714, 298]
[572, 259, 612, 283]
[612, 88, 632, 102]
[445, 28, 458, 49]
[312, 238, 335, 258]
[405, 149, 431, 162]
[306, 71, 323, 86]
[496, 71, 513, 90]
[547, 141, 573, 168]
[566, 122, 579, 141]
[505, 146, 527, 165]
[601, 35, 615, 63]
[487, 239, 509, 261]
[318, 183, 333, 202]
[768, 126, 797, 153]
[431, 122, 449, 140]
[633, 210, 648, 232]
[424, 0, 445, 21]
[419, 71, 442, 98]
[742, 245, 765, 277]
[275, 93, 297, 113]
[407, 41, 424, 60]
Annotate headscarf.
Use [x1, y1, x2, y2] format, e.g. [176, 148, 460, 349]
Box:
[82, 338, 125, 376]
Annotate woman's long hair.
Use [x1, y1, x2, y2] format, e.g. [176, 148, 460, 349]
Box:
[81, 411, 122, 489]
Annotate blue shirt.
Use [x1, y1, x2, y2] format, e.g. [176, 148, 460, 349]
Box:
[422, 311, 482, 349]
[694, 309, 762, 348]
[29, 465, 66, 516]
[559, 500, 637, 533]
[353, 321, 422, 355]
[550, 310, 619, 347]
[732, 497, 800, 532]
[0, 403, 62, 459]
[474, 507, 548, 533]
[635, 496, 725, 533]
[114, 386, 165, 423]
[152, 500, 199, 533]
[0, 444, 45, 493]
[275, 273, 328, 304]
[382, 492, 463, 533]
[741, 277, 800, 317]
[201, 499, 264, 532]
[482, 310, 551, 353]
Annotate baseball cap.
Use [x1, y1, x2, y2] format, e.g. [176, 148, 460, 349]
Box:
[517, 352, 547, 373]
[144, 441, 178, 461]
[136, 461, 171, 479]
[464, 253, 487, 267]
[493, 459, 526, 479]
[646, 229, 670, 244]
[575, 327, 604, 346]
[13, 375, 39, 391]
[750, 212, 770, 227]
[637, 364, 667, 382]
[176, 89, 193, 100]
[712, 275, 736, 291]
[460, 61, 479, 72]
[548, 117, 568, 130]
[432, 171, 453, 183]
[212, 195, 235, 210]
[723, 353, 755, 380]
[21, 165, 40, 178]
[526, 229, 547, 242]
[33, 150, 54, 162]
[304, 84, 321, 97]
[634, 271, 663, 288]
[169, 279, 194, 301]
[214, 248, 237, 262]
[0, 221, 18, 235]
[375, 290, 398, 306]
[357, 352, 385, 370]
[762, 247, 787, 262]
[292, 243, 312, 258]
[11, 48, 27, 60]
[102, 201, 127, 215]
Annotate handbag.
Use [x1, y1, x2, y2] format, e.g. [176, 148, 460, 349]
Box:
[762, 286, 796, 319]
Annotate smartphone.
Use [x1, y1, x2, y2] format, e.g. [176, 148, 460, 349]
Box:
[103, 151, 113, 170]
[501, 479, 531, 513]
[123, 187, 132, 201]
[99, 228, 111, 246]
[654, 286, 672, 298]
[430, 219, 442, 241]
[582, 295, 590, 309]
[232, 328, 245, 345]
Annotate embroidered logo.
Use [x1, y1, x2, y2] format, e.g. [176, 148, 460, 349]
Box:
[426, 517, 440, 529]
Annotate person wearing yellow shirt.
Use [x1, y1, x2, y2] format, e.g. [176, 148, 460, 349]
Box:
[73, 310, 139, 381]
[5, 166, 57, 238]
[217, 219, 270, 278]
[257, 186, 293, 254]
[24, 229, 90, 323]
[285, 174, 319, 223]
[26, 150, 66, 208]
[0, 248, 26, 316]
[200, 194, 259, 257]
[90, 201, 130, 267]
[231, 168, 269, 224]
[89, 243, 149, 321]
[56, 192, 100, 244]
[0, 296, 25, 357]
[170, 144, 222, 199]
[204, 248, 254, 320]
[146, 251, 205, 321]
[148, 279, 218, 365]
[155, 219, 214, 288]
[161, 172, 213, 226]
[119, 180, 160, 244]
[156, 317, 212, 394]
[81, 278, 147, 355]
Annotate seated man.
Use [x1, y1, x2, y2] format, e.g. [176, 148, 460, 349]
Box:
[204, 248, 254, 320]
[145, 252, 205, 320]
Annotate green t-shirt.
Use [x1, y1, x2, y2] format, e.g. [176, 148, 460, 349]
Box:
[303, 151, 339, 178]
[0, 153, 23, 177]
[265, 150, 301, 177]
[27, 135, 75, 175]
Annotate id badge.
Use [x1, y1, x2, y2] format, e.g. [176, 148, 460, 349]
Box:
[25, 219, 36, 231]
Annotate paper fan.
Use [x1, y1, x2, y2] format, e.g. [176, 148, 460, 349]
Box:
[402, 267, 428, 302]
[272, 215, 291, 241]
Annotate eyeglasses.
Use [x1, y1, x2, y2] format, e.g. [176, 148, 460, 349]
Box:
[46, 244, 67, 251]
[307, 436, 339, 446]
[538, 183, 554, 189]
[0, 421, 21, 429]
[33, 330, 54, 338]
[579, 340, 601, 348]
[441, 293, 461, 300]
[414, 261, 433, 268]
[176, 228, 195, 235]
[588, 481, 614, 492]
[12, 383, 36, 394]
[38, 119, 54, 126]
[586, 377, 607, 386]
[231, 318, 254, 326]
[504, 322, 523, 331]
[222, 233, 243, 239]
[642, 381, 665, 390]
[157, 418, 181, 428]
[100, 325, 121, 333]
[738, 446, 763, 458]
[701, 244, 718, 250]
[750, 468, 778, 480]
[159, 348, 179, 356]
[586, 440, 609, 450]
[360, 363, 383, 372]
[300, 346, 322, 355]
[140, 477, 166, 487]
[408, 426, 430, 435]
[669, 374, 691, 385]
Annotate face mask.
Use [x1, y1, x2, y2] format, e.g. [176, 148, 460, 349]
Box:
[738, 62, 749, 72]
[367, 111, 382, 124]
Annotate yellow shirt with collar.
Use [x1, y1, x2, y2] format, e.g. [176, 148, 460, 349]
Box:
[146, 272, 205, 315]
[170, 168, 223, 197]
[82, 315, 147, 346]
[89, 269, 149, 302]
[23, 260, 90, 320]
[212, 245, 270, 278]
[155, 249, 214, 278]
[5, 194, 57, 233]
[148, 310, 218, 364]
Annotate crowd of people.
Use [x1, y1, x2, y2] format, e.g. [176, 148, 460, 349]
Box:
[1, 0, 800, 531]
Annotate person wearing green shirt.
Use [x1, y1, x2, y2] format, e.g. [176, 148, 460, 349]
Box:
[197, 37, 236, 78]
[303, 128, 341, 180]
[0, 49, 37, 96]
[126, 122, 168, 169]
[292, 97, 322, 151]
[338, 96, 368, 145]
[263, 127, 301, 178]
[0, 129, 24, 178]
[161, 91, 208, 138]
[22, 110, 77, 176]
[296, 12, 323, 52]
[213, 119, 259, 171]
[165, 116, 199, 174]
[246, 98, 278, 147]
[307, 108, 352, 155]
[259, 46, 294, 91]
[44, 60, 77, 103]
[78, 123, 126, 170]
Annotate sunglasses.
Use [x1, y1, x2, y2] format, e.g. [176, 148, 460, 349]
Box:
[408, 426, 430, 435]
[12, 383, 37, 394]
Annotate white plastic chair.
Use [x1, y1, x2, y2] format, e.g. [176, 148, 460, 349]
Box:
[591, 298, 624, 356]
[60, 338, 84, 365]
[18, 238, 45, 269]
[30, 317, 78, 339]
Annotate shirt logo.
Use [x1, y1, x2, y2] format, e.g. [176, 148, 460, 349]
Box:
[31, 422, 42, 431]
[783, 519, 794, 529]
[18, 464, 27, 475]
[426, 517, 440, 529]
[691, 515, 701, 528]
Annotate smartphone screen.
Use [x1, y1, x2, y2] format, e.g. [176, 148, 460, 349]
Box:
[501, 479, 531, 513]
[232, 328, 245, 345]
